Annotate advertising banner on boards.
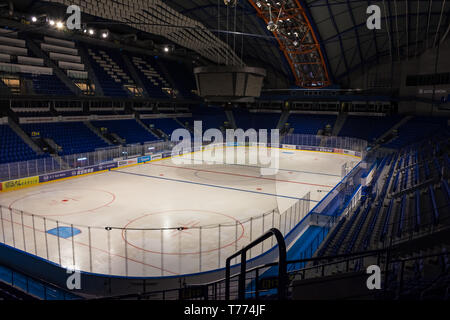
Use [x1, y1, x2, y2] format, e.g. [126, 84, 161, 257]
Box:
[1, 176, 39, 192]
[138, 156, 152, 163]
[39, 162, 117, 183]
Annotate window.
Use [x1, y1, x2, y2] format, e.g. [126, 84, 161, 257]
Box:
[406, 72, 450, 86]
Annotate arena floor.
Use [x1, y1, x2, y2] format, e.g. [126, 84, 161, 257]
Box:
[0, 146, 359, 277]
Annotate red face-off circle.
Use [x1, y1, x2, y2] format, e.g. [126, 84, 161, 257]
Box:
[8, 188, 116, 217]
[122, 209, 245, 255]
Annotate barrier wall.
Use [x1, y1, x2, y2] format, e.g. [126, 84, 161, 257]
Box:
[0, 140, 171, 185]
[0, 134, 369, 296]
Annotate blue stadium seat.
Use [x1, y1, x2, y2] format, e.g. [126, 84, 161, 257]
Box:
[21, 122, 109, 156]
[142, 118, 182, 137]
[0, 124, 43, 164]
[286, 114, 336, 135]
[340, 115, 402, 141]
[91, 119, 157, 144]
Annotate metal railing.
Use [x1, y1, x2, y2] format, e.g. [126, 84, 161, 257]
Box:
[0, 134, 367, 278]
[225, 228, 286, 300]
[103, 245, 449, 300]
[282, 134, 367, 155]
[0, 194, 312, 277]
[0, 140, 170, 181]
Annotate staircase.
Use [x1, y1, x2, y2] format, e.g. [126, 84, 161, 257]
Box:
[375, 116, 413, 146]
[332, 113, 348, 136]
[43, 138, 60, 154]
[225, 109, 237, 129]
[78, 44, 104, 97]
[135, 117, 163, 140]
[110, 133, 126, 145]
[276, 110, 290, 130]
[84, 121, 114, 146]
[7, 117, 43, 155]
[122, 54, 149, 98]
[174, 117, 193, 133]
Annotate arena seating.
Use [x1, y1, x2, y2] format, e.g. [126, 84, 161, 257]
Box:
[384, 117, 449, 149]
[0, 124, 41, 164]
[0, 30, 73, 96]
[91, 119, 157, 144]
[21, 73, 72, 96]
[86, 47, 132, 97]
[21, 122, 109, 155]
[339, 115, 403, 142]
[141, 118, 183, 137]
[233, 109, 280, 130]
[316, 135, 449, 259]
[129, 55, 169, 99]
[285, 114, 336, 135]
[159, 58, 197, 99]
[179, 106, 228, 130]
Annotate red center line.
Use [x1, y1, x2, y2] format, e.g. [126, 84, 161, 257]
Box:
[150, 163, 334, 188]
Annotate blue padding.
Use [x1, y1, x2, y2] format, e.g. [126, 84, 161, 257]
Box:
[46, 227, 81, 239]
[0, 265, 13, 284]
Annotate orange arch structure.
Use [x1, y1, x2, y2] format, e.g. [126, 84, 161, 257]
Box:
[248, 0, 331, 88]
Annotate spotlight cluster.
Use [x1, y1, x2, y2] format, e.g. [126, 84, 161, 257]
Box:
[28, 15, 109, 40]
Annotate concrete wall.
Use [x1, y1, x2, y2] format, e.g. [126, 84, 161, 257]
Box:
[348, 39, 450, 116]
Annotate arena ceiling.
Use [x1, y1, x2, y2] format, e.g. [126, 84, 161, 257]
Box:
[166, 0, 450, 88]
[6, 0, 450, 89]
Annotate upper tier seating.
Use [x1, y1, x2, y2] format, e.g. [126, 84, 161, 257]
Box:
[91, 119, 157, 144]
[0, 29, 72, 96]
[42, 36, 88, 82]
[21, 122, 108, 156]
[86, 47, 133, 97]
[130, 55, 169, 99]
[159, 59, 197, 99]
[21, 73, 72, 96]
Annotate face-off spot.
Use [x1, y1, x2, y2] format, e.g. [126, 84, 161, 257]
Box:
[122, 209, 244, 255]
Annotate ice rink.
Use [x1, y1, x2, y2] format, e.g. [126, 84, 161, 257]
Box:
[0, 146, 359, 276]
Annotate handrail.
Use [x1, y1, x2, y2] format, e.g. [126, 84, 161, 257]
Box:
[100, 248, 386, 300]
[97, 239, 450, 300]
[225, 228, 286, 300]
